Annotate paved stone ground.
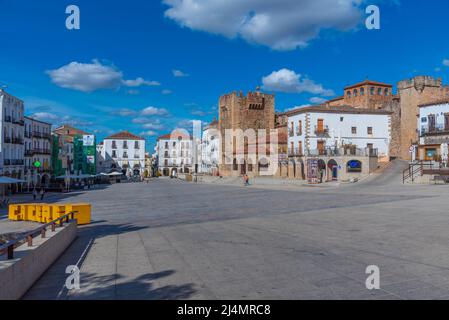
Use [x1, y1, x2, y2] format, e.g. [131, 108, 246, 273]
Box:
[15, 162, 449, 299]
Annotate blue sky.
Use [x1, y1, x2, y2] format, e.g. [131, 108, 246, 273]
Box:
[0, 0, 448, 151]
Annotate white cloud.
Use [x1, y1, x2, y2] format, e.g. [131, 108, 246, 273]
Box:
[309, 97, 328, 104]
[443, 59, 449, 67]
[141, 106, 170, 116]
[262, 68, 334, 96]
[163, 0, 363, 51]
[173, 69, 189, 77]
[47, 60, 160, 92]
[110, 108, 137, 116]
[126, 90, 140, 95]
[122, 77, 160, 87]
[142, 120, 165, 130]
[31, 112, 60, 121]
[140, 130, 158, 137]
[162, 89, 173, 95]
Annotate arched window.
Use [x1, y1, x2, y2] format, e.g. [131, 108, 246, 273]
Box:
[370, 87, 375, 95]
[384, 88, 389, 96]
[377, 88, 382, 95]
[353, 89, 358, 97]
[347, 160, 362, 173]
[347, 91, 351, 97]
[360, 88, 365, 96]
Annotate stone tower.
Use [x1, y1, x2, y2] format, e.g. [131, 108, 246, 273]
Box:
[218, 90, 275, 176]
[397, 76, 449, 160]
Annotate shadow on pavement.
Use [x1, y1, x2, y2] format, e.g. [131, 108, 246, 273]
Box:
[68, 270, 196, 300]
[23, 222, 181, 300]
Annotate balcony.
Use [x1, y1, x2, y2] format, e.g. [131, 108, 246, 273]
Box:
[33, 148, 51, 155]
[421, 124, 449, 136]
[33, 131, 51, 139]
[288, 129, 294, 137]
[4, 159, 24, 166]
[305, 147, 378, 157]
[314, 125, 330, 136]
[134, 155, 140, 159]
[122, 154, 129, 159]
[24, 131, 32, 139]
[4, 137, 11, 143]
[25, 150, 34, 157]
[13, 119, 25, 126]
[288, 148, 304, 157]
[4, 116, 11, 123]
[12, 137, 24, 144]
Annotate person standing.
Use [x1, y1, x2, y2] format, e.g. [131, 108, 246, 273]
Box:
[32, 188, 37, 201]
[40, 188, 45, 200]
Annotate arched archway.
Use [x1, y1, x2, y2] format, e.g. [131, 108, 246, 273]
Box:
[328, 159, 338, 181]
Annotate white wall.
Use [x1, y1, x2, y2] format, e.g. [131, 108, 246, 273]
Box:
[418, 103, 449, 143]
[103, 138, 146, 174]
[288, 111, 391, 157]
[157, 138, 192, 173]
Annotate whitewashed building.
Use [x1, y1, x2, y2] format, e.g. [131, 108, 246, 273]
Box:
[24, 116, 52, 186]
[284, 105, 392, 182]
[0, 89, 25, 180]
[200, 119, 219, 175]
[156, 130, 192, 176]
[102, 131, 146, 176]
[416, 100, 449, 162]
[286, 105, 392, 159]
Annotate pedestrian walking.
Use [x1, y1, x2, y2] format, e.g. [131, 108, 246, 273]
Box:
[40, 188, 45, 200]
[32, 188, 37, 201]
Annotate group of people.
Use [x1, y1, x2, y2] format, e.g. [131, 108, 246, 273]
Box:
[32, 188, 46, 201]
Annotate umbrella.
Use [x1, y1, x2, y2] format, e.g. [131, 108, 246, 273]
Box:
[0, 177, 26, 184]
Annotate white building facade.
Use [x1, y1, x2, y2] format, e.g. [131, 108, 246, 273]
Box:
[102, 131, 146, 176]
[286, 105, 392, 159]
[0, 89, 25, 180]
[157, 131, 192, 176]
[24, 117, 52, 186]
[416, 100, 449, 162]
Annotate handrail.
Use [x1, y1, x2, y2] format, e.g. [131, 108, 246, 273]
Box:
[402, 161, 435, 183]
[0, 211, 77, 260]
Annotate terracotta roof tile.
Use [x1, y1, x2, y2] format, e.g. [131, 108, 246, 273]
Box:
[105, 131, 145, 140]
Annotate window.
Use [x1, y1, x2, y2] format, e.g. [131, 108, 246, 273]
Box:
[112, 141, 117, 149]
[384, 88, 389, 96]
[370, 87, 375, 95]
[347, 160, 362, 173]
[135, 141, 139, 149]
[173, 142, 176, 147]
[360, 88, 365, 96]
[351, 127, 357, 134]
[297, 120, 302, 135]
[367, 127, 373, 135]
[165, 142, 168, 149]
[377, 88, 382, 95]
[353, 89, 358, 97]
[112, 150, 117, 158]
[347, 91, 351, 97]
[340, 117, 344, 122]
[123, 141, 128, 149]
[421, 117, 427, 123]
